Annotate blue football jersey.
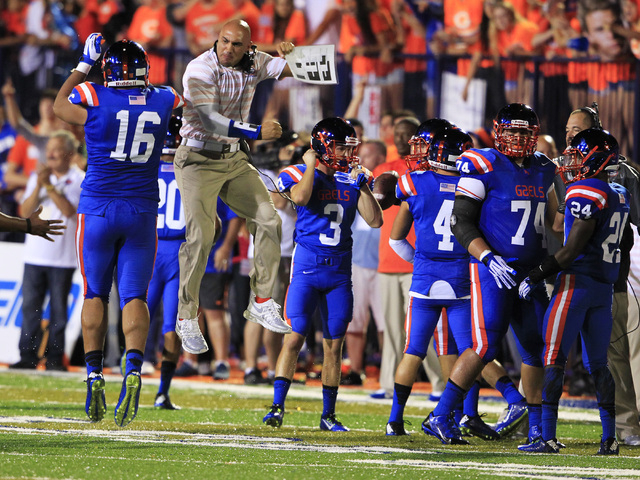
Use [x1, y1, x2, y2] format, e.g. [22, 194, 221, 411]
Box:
[397, 170, 470, 297]
[456, 149, 556, 266]
[157, 161, 185, 241]
[563, 179, 630, 283]
[278, 165, 361, 256]
[69, 82, 183, 212]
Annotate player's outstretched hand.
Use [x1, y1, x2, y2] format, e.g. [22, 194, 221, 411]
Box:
[29, 206, 65, 241]
[81, 33, 104, 67]
[518, 277, 534, 300]
[481, 251, 517, 289]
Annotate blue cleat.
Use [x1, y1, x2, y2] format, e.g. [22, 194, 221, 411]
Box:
[114, 371, 141, 427]
[85, 372, 106, 422]
[459, 414, 500, 440]
[320, 414, 350, 432]
[422, 412, 469, 445]
[494, 401, 528, 438]
[263, 404, 284, 428]
[597, 437, 619, 455]
[386, 421, 410, 436]
[518, 438, 560, 453]
[154, 393, 180, 410]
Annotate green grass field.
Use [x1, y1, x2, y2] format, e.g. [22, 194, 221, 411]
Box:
[1, 370, 639, 480]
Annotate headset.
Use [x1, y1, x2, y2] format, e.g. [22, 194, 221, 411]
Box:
[579, 102, 603, 130]
[213, 41, 257, 74]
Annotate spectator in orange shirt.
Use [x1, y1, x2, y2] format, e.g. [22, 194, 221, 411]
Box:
[491, 1, 540, 104]
[391, 0, 427, 119]
[339, 0, 401, 114]
[128, 0, 174, 85]
[431, 0, 483, 56]
[258, 0, 306, 125]
[185, 0, 235, 57]
[227, 0, 261, 36]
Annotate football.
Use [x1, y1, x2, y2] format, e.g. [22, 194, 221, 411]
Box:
[373, 171, 401, 210]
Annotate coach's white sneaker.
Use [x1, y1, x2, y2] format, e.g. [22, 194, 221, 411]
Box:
[243, 294, 291, 334]
[175, 317, 209, 354]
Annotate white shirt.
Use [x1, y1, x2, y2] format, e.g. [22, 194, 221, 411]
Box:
[21, 165, 85, 268]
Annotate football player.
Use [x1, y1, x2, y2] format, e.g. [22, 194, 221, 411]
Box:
[422, 103, 559, 445]
[386, 123, 525, 441]
[53, 33, 183, 427]
[263, 117, 383, 431]
[518, 129, 629, 455]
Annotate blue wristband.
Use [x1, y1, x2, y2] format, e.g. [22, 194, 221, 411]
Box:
[228, 120, 261, 140]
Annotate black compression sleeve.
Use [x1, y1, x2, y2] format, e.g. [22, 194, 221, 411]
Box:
[528, 255, 562, 284]
[451, 195, 484, 250]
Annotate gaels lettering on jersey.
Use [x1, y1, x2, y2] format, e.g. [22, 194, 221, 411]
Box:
[515, 184, 545, 198]
[318, 189, 350, 202]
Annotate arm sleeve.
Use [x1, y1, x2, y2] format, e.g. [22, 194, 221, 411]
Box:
[389, 238, 415, 263]
[450, 195, 484, 250]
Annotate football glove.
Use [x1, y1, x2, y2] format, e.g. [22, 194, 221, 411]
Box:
[481, 251, 517, 289]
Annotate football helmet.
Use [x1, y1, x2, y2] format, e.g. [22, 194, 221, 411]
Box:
[162, 115, 182, 155]
[406, 118, 455, 170]
[557, 128, 619, 185]
[102, 40, 149, 88]
[493, 103, 540, 158]
[426, 128, 473, 172]
[311, 117, 360, 172]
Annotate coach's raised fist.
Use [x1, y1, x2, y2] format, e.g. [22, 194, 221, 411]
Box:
[261, 120, 283, 140]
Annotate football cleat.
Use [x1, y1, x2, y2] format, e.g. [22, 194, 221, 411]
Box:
[85, 372, 106, 422]
[244, 295, 291, 334]
[459, 414, 500, 441]
[494, 400, 528, 438]
[518, 438, 560, 453]
[154, 393, 180, 410]
[114, 371, 141, 427]
[175, 317, 209, 354]
[320, 414, 350, 432]
[386, 421, 410, 436]
[597, 437, 619, 455]
[422, 412, 470, 445]
[263, 404, 284, 428]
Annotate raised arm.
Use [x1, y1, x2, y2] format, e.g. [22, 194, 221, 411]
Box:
[53, 33, 104, 125]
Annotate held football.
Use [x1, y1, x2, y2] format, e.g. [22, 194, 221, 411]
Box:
[373, 171, 400, 210]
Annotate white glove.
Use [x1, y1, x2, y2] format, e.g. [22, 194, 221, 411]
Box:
[77, 33, 104, 73]
[481, 251, 517, 289]
[518, 277, 533, 300]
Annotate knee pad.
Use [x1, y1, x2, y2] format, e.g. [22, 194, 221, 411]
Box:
[120, 295, 148, 310]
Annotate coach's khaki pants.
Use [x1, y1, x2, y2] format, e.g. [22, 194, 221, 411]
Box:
[174, 145, 281, 319]
[609, 291, 640, 440]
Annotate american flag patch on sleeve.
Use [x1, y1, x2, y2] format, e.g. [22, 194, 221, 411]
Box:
[129, 95, 146, 105]
[440, 183, 456, 193]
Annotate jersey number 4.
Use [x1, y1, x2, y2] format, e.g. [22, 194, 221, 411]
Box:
[110, 110, 161, 163]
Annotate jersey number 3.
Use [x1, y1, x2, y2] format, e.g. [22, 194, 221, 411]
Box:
[110, 110, 161, 163]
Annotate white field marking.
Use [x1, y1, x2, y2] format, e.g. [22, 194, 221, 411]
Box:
[3, 425, 640, 480]
[350, 459, 640, 480]
[1, 370, 601, 422]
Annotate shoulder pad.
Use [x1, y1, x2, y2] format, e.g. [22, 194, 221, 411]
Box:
[456, 148, 496, 176]
[69, 82, 100, 107]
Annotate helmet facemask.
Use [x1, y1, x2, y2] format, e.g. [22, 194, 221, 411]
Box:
[316, 133, 360, 172]
[493, 122, 540, 158]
